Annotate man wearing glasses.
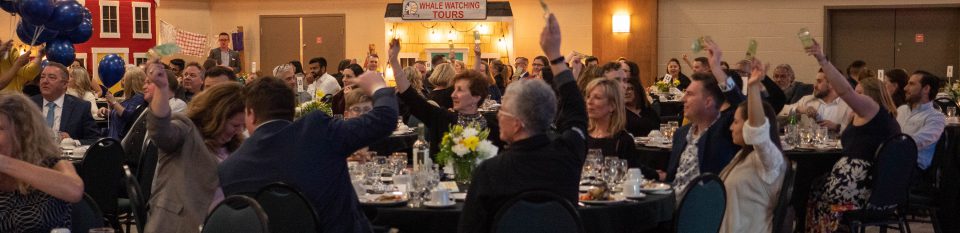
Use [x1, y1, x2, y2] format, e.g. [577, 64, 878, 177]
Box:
[207, 32, 242, 72]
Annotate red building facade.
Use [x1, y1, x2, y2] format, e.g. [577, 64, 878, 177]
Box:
[74, 0, 156, 80]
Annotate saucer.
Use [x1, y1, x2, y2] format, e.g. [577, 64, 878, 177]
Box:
[622, 192, 647, 199]
[423, 201, 456, 208]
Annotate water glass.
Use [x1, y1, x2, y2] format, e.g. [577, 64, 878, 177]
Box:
[815, 126, 828, 144]
[800, 128, 814, 145]
[390, 152, 408, 175]
[602, 157, 621, 185]
[583, 149, 603, 180]
[784, 125, 799, 146]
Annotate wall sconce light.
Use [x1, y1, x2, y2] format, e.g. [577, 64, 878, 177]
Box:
[430, 30, 441, 41]
[612, 14, 630, 33]
[477, 24, 489, 35]
[446, 30, 456, 40]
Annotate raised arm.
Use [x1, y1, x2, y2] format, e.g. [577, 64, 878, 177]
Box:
[805, 40, 879, 121]
[0, 50, 30, 90]
[387, 39, 409, 93]
[746, 58, 784, 182]
[747, 59, 766, 127]
[541, 14, 585, 135]
[473, 43, 482, 71]
[704, 38, 731, 90]
[147, 61, 171, 119]
[145, 60, 188, 153]
[0, 158, 83, 203]
[681, 54, 694, 72]
[326, 71, 398, 156]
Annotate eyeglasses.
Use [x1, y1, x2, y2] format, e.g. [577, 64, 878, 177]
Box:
[348, 106, 373, 114]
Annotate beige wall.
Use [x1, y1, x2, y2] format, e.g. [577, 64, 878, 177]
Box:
[158, 0, 213, 63]
[203, 0, 591, 73]
[658, 0, 960, 83]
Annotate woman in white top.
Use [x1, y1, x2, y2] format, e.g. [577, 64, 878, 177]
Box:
[719, 58, 787, 233]
[66, 67, 99, 118]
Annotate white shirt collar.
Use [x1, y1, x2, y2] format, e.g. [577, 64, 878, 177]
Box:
[43, 94, 66, 108]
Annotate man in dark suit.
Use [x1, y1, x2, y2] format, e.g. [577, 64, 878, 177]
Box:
[219, 71, 396, 233]
[31, 62, 98, 140]
[666, 39, 743, 201]
[459, 14, 588, 233]
[207, 32, 242, 72]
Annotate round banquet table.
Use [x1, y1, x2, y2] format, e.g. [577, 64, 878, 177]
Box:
[363, 193, 675, 233]
[937, 124, 960, 231]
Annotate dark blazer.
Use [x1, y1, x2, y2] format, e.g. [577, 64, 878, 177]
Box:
[219, 88, 398, 233]
[761, 75, 787, 113]
[459, 70, 587, 233]
[784, 82, 814, 105]
[399, 86, 501, 159]
[31, 94, 98, 140]
[207, 48, 242, 71]
[665, 85, 744, 182]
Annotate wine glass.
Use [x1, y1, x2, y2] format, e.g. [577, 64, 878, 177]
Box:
[815, 126, 828, 144]
[390, 152, 408, 175]
[603, 157, 621, 185]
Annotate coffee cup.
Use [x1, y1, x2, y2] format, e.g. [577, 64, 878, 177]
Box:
[626, 168, 644, 183]
[621, 182, 642, 196]
[430, 189, 452, 205]
[60, 139, 77, 148]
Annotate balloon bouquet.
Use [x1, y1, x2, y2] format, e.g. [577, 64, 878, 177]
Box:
[3, 0, 124, 93]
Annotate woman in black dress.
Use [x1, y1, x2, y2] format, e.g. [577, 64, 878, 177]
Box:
[584, 78, 658, 179]
[622, 61, 660, 137]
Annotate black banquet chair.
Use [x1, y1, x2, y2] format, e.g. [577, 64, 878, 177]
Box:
[491, 191, 584, 233]
[78, 137, 124, 230]
[201, 195, 270, 233]
[842, 134, 917, 233]
[71, 193, 105, 233]
[674, 173, 726, 233]
[255, 182, 322, 233]
[773, 160, 798, 233]
[933, 97, 958, 114]
[122, 164, 149, 233]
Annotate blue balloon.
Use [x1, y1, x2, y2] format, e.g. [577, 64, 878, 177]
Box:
[45, 1, 83, 31]
[0, 0, 19, 14]
[99, 54, 125, 88]
[18, 0, 55, 25]
[45, 38, 74, 65]
[40, 59, 48, 69]
[16, 21, 58, 45]
[65, 18, 91, 44]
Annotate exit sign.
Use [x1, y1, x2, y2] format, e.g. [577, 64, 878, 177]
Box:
[915, 33, 925, 43]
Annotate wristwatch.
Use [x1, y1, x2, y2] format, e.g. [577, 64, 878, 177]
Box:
[550, 57, 565, 65]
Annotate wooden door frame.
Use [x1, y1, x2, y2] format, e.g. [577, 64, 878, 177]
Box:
[823, 4, 960, 61]
[259, 14, 345, 65]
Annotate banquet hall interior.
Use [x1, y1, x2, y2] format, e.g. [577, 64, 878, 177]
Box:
[0, 0, 958, 232]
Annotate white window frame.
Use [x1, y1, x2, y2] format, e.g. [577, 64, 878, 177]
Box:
[74, 52, 88, 68]
[90, 47, 129, 82]
[133, 52, 148, 66]
[99, 1, 120, 38]
[131, 2, 151, 39]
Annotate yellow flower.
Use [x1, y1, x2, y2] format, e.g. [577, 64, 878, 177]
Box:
[462, 136, 480, 151]
[442, 134, 451, 145]
[315, 90, 326, 99]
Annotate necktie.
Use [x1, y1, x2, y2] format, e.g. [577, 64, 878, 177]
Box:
[46, 102, 56, 128]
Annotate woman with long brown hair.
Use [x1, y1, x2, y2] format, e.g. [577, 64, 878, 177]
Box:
[0, 93, 84, 231]
[142, 61, 246, 232]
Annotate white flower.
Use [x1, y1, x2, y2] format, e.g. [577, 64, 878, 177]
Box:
[452, 144, 469, 157]
[462, 127, 479, 138]
[477, 140, 498, 159]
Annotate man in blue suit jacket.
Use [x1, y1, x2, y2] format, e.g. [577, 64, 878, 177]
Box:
[219, 71, 396, 233]
[31, 62, 98, 140]
[667, 39, 744, 200]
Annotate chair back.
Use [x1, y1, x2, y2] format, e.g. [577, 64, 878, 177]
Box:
[771, 160, 797, 233]
[492, 191, 584, 233]
[78, 138, 124, 218]
[675, 173, 727, 233]
[137, 139, 159, 202]
[201, 195, 270, 233]
[255, 182, 321, 233]
[122, 164, 149, 233]
[71, 193, 104, 233]
[120, 110, 150, 175]
[869, 134, 918, 209]
[933, 97, 957, 114]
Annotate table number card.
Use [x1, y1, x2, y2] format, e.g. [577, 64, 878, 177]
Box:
[877, 69, 885, 81]
[948, 66, 954, 78]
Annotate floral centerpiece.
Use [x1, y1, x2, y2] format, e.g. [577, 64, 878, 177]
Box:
[436, 123, 499, 185]
[295, 100, 333, 119]
[655, 78, 681, 93]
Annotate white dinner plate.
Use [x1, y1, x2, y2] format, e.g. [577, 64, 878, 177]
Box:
[639, 182, 672, 192]
[622, 192, 646, 199]
[580, 194, 628, 205]
[358, 194, 408, 207]
[452, 192, 467, 201]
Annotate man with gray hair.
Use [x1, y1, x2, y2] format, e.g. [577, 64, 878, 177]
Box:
[274, 63, 312, 103]
[459, 13, 587, 233]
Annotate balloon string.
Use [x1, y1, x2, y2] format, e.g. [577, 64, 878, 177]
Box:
[29, 25, 44, 48]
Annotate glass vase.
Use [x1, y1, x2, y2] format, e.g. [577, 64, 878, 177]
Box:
[453, 159, 476, 186]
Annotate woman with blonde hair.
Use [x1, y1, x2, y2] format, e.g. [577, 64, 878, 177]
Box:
[805, 40, 901, 233]
[0, 93, 84, 231]
[142, 61, 246, 232]
[428, 63, 456, 109]
[402, 66, 425, 96]
[453, 59, 466, 74]
[102, 65, 148, 139]
[67, 67, 98, 118]
[585, 78, 658, 179]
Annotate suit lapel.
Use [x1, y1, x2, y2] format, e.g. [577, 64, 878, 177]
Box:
[60, 97, 74, 132]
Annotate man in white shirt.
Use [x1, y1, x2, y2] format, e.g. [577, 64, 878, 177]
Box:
[896, 70, 946, 170]
[306, 57, 341, 99]
[780, 69, 853, 132]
